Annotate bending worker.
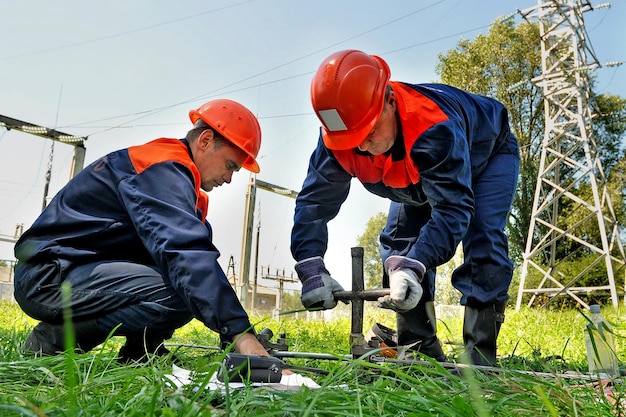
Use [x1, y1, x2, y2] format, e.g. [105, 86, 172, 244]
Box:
[291, 50, 520, 366]
[14, 99, 270, 362]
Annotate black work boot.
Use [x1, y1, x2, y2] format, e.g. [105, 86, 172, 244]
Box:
[118, 329, 177, 364]
[397, 300, 447, 361]
[23, 322, 65, 356]
[462, 301, 507, 366]
[23, 320, 108, 356]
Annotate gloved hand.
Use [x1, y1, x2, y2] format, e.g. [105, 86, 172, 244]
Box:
[377, 255, 425, 313]
[295, 256, 345, 310]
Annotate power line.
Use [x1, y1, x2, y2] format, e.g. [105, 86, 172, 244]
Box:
[11, 2, 449, 139]
[0, 0, 260, 62]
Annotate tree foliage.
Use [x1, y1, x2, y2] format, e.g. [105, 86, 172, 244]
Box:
[591, 88, 626, 174]
[280, 290, 304, 312]
[436, 19, 543, 263]
[436, 18, 626, 269]
[355, 212, 387, 289]
[355, 18, 626, 308]
[433, 245, 463, 306]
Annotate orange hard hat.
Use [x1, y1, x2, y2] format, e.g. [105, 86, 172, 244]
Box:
[189, 99, 262, 173]
[310, 49, 390, 150]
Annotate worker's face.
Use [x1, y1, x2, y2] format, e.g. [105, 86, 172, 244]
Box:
[194, 129, 247, 192]
[357, 92, 397, 155]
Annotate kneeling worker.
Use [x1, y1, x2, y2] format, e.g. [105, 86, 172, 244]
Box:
[14, 99, 270, 362]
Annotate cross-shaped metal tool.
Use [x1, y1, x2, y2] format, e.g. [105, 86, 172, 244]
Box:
[333, 247, 390, 358]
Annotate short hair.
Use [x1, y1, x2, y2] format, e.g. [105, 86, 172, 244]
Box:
[186, 119, 209, 143]
[186, 119, 230, 149]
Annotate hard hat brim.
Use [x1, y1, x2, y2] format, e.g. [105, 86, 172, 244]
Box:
[242, 157, 260, 174]
[189, 104, 261, 173]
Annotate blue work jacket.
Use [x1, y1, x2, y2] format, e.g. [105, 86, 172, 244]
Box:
[14, 138, 251, 339]
[291, 82, 518, 270]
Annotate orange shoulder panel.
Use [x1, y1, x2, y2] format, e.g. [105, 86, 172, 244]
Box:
[390, 81, 449, 141]
[128, 138, 195, 175]
[127, 138, 208, 221]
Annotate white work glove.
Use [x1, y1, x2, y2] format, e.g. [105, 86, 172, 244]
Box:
[295, 256, 345, 310]
[377, 256, 425, 313]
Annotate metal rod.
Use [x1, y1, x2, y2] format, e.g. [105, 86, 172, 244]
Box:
[334, 289, 389, 301]
[351, 247, 364, 336]
[272, 351, 352, 361]
[164, 343, 351, 361]
[165, 343, 221, 350]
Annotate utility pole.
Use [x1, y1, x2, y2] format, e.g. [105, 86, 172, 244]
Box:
[239, 177, 299, 309]
[251, 220, 261, 310]
[516, 1, 625, 310]
[262, 266, 298, 314]
[239, 177, 257, 308]
[0, 116, 86, 280]
[226, 255, 237, 287]
[42, 141, 55, 211]
[0, 115, 87, 179]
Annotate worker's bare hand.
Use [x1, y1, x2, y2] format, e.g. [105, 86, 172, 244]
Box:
[232, 332, 293, 374]
[233, 332, 269, 356]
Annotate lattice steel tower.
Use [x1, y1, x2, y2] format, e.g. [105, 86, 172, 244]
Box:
[516, 0, 625, 309]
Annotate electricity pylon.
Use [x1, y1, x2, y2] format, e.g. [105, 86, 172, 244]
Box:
[516, 0, 625, 310]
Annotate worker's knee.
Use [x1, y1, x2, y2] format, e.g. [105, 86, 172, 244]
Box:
[14, 261, 64, 323]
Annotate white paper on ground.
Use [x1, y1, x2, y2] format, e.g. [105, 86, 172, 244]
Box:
[163, 364, 322, 392]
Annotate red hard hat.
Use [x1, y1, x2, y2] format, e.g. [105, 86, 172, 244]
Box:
[310, 50, 391, 150]
[189, 99, 262, 173]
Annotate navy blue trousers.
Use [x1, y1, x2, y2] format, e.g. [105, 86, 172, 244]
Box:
[14, 260, 193, 336]
[380, 151, 519, 307]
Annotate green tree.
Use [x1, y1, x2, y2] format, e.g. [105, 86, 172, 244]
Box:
[356, 212, 387, 289]
[593, 93, 626, 173]
[280, 290, 305, 312]
[436, 18, 626, 267]
[434, 245, 463, 306]
[436, 18, 543, 263]
[354, 18, 626, 308]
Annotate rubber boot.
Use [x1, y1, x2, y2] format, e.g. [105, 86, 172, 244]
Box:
[462, 301, 507, 366]
[118, 328, 177, 364]
[23, 320, 108, 356]
[397, 300, 447, 361]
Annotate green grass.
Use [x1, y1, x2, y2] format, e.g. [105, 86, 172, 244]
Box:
[1, 300, 625, 416]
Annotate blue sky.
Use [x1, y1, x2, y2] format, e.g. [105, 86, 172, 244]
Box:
[1, 0, 624, 290]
